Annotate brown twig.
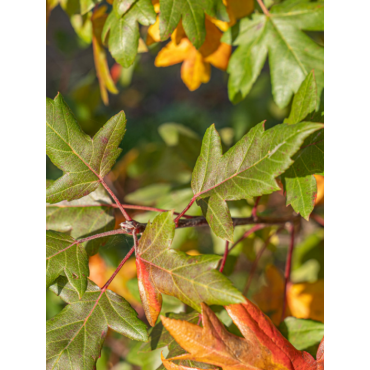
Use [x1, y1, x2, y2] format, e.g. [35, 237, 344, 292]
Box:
[243, 225, 285, 296]
[219, 241, 230, 273]
[256, 0, 270, 16]
[174, 197, 196, 225]
[281, 223, 295, 323]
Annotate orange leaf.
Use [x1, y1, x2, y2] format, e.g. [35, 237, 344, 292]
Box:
[155, 38, 191, 67]
[161, 302, 318, 370]
[314, 175, 324, 205]
[92, 6, 118, 105]
[316, 337, 324, 370]
[161, 352, 214, 370]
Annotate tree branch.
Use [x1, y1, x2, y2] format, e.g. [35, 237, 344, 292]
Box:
[219, 241, 230, 273]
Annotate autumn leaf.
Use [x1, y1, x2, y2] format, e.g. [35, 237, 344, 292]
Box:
[135, 211, 244, 326]
[191, 121, 323, 241]
[161, 301, 320, 370]
[155, 19, 231, 91]
[46, 93, 126, 203]
[92, 6, 118, 105]
[253, 265, 324, 325]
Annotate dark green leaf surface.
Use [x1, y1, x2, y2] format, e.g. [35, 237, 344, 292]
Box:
[46, 93, 126, 203]
[46, 231, 89, 298]
[226, 0, 324, 108]
[47, 277, 148, 370]
[279, 317, 324, 357]
[159, 0, 228, 48]
[191, 121, 323, 239]
[103, 0, 156, 68]
[46, 185, 115, 256]
[113, 0, 137, 17]
[140, 312, 213, 370]
[281, 72, 324, 219]
[136, 211, 244, 324]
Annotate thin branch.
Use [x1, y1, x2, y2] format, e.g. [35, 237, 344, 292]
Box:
[47, 202, 195, 219]
[243, 225, 285, 296]
[219, 241, 230, 273]
[252, 196, 261, 221]
[229, 224, 267, 253]
[100, 177, 132, 221]
[256, 0, 270, 16]
[281, 223, 295, 324]
[174, 197, 196, 224]
[102, 245, 136, 290]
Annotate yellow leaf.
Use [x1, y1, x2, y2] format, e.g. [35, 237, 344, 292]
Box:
[147, 16, 161, 45]
[92, 7, 118, 105]
[288, 280, 324, 323]
[138, 38, 149, 53]
[253, 265, 324, 325]
[205, 42, 232, 71]
[181, 48, 211, 91]
[314, 175, 324, 205]
[155, 39, 191, 67]
[210, 0, 254, 31]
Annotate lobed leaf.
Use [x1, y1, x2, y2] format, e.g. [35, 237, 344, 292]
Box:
[46, 185, 115, 256]
[47, 277, 148, 369]
[161, 300, 321, 370]
[136, 211, 244, 326]
[159, 0, 229, 49]
[102, 0, 156, 68]
[46, 231, 89, 298]
[226, 0, 324, 108]
[281, 72, 324, 219]
[46, 93, 126, 203]
[191, 121, 323, 240]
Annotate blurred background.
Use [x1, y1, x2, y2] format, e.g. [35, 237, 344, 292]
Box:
[47, 5, 324, 369]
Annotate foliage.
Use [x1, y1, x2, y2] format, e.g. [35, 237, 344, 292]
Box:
[46, 1, 324, 368]
[48, 0, 323, 105]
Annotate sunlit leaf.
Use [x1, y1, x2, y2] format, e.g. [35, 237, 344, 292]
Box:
[46, 93, 126, 203]
[47, 277, 148, 369]
[191, 121, 323, 240]
[159, 0, 229, 49]
[136, 211, 244, 326]
[226, 0, 324, 108]
[102, 0, 156, 67]
[161, 301, 319, 370]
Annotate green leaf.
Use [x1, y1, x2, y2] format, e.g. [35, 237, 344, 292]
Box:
[279, 317, 324, 357]
[282, 129, 324, 219]
[227, 0, 324, 108]
[159, 0, 228, 48]
[140, 311, 213, 370]
[47, 277, 148, 369]
[191, 122, 323, 239]
[136, 211, 244, 326]
[80, 0, 102, 15]
[46, 231, 89, 298]
[279, 72, 324, 219]
[46, 93, 126, 203]
[103, 0, 156, 68]
[284, 70, 318, 125]
[113, 0, 137, 17]
[46, 185, 115, 256]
